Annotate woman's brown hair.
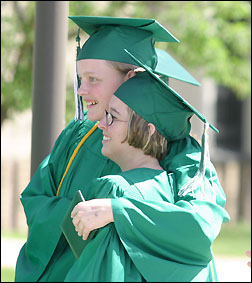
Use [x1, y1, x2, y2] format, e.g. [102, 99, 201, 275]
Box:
[123, 108, 167, 161]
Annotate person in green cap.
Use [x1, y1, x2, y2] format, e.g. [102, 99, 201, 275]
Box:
[62, 68, 229, 282]
[14, 16, 229, 282]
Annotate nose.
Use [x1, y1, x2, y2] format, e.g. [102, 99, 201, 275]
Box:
[98, 114, 108, 130]
[77, 81, 88, 96]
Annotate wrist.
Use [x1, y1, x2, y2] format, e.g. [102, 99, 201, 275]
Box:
[107, 199, 114, 223]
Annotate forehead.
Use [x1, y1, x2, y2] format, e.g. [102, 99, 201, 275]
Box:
[77, 59, 115, 73]
[108, 95, 128, 114]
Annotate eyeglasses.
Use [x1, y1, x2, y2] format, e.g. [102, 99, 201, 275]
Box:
[104, 110, 128, 126]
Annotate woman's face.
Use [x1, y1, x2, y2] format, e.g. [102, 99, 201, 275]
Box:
[98, 95, 132, 163]
[77, 59, 127, 122]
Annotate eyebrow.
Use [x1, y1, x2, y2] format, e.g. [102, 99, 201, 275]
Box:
[79, 71, 97, 76]
[77, 71, 99, 77]
[109, 107, 121, 116]
[83, 71, 97, 75]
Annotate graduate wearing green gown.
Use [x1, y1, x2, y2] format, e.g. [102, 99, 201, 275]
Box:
[15, 16, 230, 282]
[64, 67, 229, 282]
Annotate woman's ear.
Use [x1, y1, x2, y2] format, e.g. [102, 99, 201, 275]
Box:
[148, 123, 156, 136]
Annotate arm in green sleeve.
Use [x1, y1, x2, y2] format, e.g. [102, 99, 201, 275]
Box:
[15, 154, 72, 282]
[15, 120, 79, 281]
[111, 196, 229, 281]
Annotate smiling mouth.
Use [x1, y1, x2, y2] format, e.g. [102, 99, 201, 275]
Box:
[86, 101, 98, 106]
[103, 135, 111, 141]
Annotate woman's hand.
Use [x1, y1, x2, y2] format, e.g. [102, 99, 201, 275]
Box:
[71, 198, 114, 240]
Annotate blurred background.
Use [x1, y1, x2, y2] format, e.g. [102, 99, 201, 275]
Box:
[1, 1, 251, 281]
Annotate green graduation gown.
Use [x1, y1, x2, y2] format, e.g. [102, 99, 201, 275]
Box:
[15, 113, 230, 282]
[64, 168, 226, 282]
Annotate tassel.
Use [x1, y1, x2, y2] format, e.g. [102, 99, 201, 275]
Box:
[74, 28, 84, 121]
[178, 122, 216, 202]
[74, 63, 84, 121]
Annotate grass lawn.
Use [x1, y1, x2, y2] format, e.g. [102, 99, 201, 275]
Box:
[1, 221, 250, 282]
[1, 230, 27, 240]
[212, 221, 251, 257]
[1, 267, 15, 282]
[1, 230, 26, 282]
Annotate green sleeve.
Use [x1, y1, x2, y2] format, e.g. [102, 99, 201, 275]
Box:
[15, 118, 94, 281]
[112, 196, 229, 281]
[111, 168, 230, 282]
[15, 151, 72, 282]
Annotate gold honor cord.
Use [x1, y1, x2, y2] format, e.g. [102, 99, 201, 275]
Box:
[56, 122, 99, 196]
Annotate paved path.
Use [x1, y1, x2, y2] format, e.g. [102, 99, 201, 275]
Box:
[1, 238, 251, 282]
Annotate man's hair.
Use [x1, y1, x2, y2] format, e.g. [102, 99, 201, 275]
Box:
[105, 60, 138, 74]
[123, 108, 167, 161]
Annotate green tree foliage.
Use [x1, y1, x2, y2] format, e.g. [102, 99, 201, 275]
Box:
[1, 1, 35, 125]
[148, 1, 251, 100]
[1, 1, 251, 126]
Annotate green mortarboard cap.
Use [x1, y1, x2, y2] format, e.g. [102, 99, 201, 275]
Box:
[124, 49, 218, 133]
[155, 49, 200, 86]
[113, 49, 218, 141]
[69, 16, 179, 69]
[114, 71, 193, 141]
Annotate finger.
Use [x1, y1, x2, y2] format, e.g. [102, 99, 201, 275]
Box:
[82, 229, 90, 241]
[71, 204, 79, 218]
[76, 221, 85, 237]
[72, 216, 80, 228]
